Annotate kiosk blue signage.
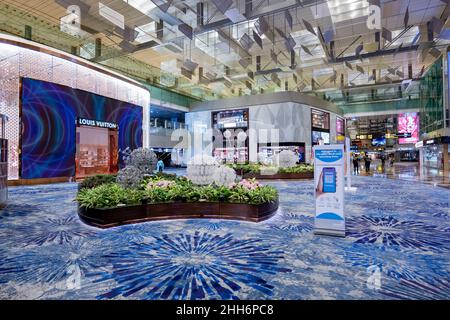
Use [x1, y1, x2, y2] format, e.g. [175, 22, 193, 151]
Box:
[315, 149, 343, 162]
[313, 144, 345, 237]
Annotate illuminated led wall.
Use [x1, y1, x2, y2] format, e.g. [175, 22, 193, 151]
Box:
[398, 112, 420, 144]
[0, 37, 150, 180]
[21, 78, 142, 179]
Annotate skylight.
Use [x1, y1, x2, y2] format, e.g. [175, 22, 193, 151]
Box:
[327, 0, 370, 23]
[122, 0, 157, 15]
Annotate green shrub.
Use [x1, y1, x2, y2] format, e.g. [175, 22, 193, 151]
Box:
[229, 186, 250, 203]
[76, 178, 278, 208]
[228, 163, 313, 175]
[77, 183, 119, 209]
[246, 186, 278, 204]
[123, 188, 146, 206]
[197, 185, 220, 202]
[144, 186, 172, 203]
[278, 164, 314, 173]
[154, 171, 177, 180]
[79, 174, 117, 190]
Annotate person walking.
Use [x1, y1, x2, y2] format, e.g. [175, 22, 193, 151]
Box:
[381, 155, 386, 170]
[353, 155, 360, 175]
[364, 154, 372, 173]
[156, 159, 165, 172]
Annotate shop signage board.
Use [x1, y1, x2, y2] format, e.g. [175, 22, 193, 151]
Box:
[77, 118, 118, 129]
[313, 144, 345, 237]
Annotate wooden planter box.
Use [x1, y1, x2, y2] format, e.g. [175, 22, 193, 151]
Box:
[78, 199, 279, 229]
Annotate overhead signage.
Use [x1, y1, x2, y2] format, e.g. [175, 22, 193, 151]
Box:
[77, 118, 118, 129]
[313, 144, 345, 237]
[422, 137, 450, 145]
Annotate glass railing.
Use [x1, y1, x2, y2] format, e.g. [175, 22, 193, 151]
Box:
[149, 119, 188, 135]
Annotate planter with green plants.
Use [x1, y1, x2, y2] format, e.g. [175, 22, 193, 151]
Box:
[228, 163, 314, 179]
[78, 174, 117, 191]
[76, 174, 279, 228]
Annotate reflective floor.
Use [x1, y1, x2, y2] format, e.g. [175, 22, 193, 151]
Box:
[352, 160, 450, 189]
[0, 173, 449, 299]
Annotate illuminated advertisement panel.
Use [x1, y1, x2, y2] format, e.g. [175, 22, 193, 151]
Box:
[398, 113, 419, 144]
[336, 117, 345, 135]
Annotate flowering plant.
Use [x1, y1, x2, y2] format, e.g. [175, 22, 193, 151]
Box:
[231, 178, 260, 190]
[146, 180, 176, 190]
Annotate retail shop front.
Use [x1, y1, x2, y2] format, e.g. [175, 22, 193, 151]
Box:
[17, 78, 143, 184]
[417, 137, 450, 175]
[186, 91, 344, 165]
[0, 35, 150, 184]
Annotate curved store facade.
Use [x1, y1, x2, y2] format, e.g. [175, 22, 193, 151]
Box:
[186, 92, 345, 164]
[0, 34, 150, 183]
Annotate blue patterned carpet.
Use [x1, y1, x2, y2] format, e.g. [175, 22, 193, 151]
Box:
[0, 176, 449, 300]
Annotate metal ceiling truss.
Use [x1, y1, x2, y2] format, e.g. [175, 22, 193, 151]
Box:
[1, 0, 449, 102]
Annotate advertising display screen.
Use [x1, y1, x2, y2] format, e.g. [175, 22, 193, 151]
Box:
[21, 78, 142, 179]
[311, 109, 330, 130]
[212, 109, 248, 129]
[372, 137, 386, 146]
[312, 131, 330, 145]
[336, 117, 345, 135]
[398, 112, 419, 144]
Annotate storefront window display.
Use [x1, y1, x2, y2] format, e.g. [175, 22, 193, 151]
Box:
[212, 109, 249, 164]
[75, 125, 119, 178]
[258, 143, 306, 164]
[423, 144, 442, 169]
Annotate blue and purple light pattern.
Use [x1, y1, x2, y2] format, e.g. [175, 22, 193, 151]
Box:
[21, 78, 142, 179]
[0, 175, 449, 299]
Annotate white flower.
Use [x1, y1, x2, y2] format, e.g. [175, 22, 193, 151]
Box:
[212, 166, 237, 186]
[186, 154, 220, 185]
[275, 150, 297, 168]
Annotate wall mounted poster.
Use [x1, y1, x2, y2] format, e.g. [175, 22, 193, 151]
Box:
[314, 144, 345, 237]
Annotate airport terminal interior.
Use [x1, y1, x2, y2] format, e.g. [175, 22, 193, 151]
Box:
[0, 0, 449, 300]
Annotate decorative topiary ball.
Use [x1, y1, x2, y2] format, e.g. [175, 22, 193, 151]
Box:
[116, 166, 143, 189]
[258, 152, 272, 166]
[186, 154, 219, 185]
[125, 148, 157, 175]
[275, 150, 298, 168]
[212, 165, 237, 187]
